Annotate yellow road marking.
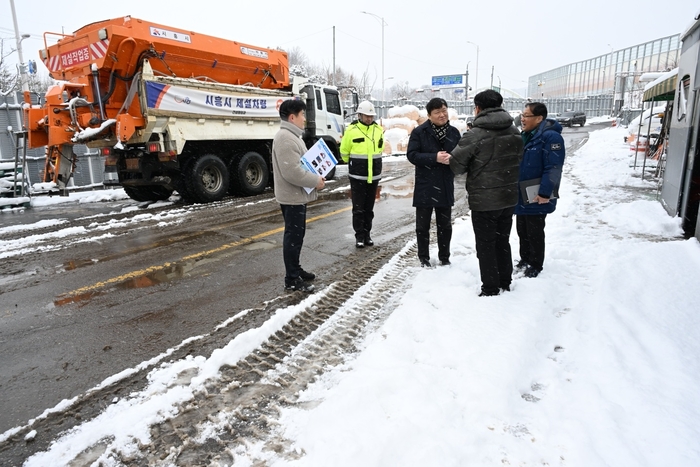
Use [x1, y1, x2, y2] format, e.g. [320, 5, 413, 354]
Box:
[62, 205, 352, 298]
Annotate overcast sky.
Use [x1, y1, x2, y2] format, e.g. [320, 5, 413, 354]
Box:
[1, 0, 696, 95]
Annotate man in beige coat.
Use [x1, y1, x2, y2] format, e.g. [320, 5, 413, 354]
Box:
[272, 99, 325, 292]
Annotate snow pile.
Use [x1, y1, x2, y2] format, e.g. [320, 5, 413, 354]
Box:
[268, 126, 700, 466]
[382, 127, 409, 155]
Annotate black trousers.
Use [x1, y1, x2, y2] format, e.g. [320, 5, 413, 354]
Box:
[516, 214, 547, 271]
[471, 207, 515, 294]
[416, 206, 452, 262]
[280, 204, 307, 283]
[350, 178, 379, 241]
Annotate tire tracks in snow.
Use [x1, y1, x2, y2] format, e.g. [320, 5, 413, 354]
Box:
[110, 242, 420, 466]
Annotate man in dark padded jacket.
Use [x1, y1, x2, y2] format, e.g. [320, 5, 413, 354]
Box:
[449, 90, 523, 296]
[407, 97, 461, 268]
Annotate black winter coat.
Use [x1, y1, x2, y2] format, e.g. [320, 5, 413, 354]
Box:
[449, 108, 522, 211]
[407, 120, 461, 207]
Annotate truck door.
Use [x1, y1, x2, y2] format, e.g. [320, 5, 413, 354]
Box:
[314, 88, 329, 137]
[323, 88, 344, 139]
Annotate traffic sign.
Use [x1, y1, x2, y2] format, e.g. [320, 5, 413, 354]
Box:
[431, 75, 463, 86]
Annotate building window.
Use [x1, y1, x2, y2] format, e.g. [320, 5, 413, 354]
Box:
[677, 74, 689, 121]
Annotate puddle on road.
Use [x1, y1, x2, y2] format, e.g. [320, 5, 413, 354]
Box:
[54, 290, 102, 307]
[323, 181, 414, 202]
[58, 231, 222, 273]
[63, 259, 98, 271]
[54, 240, 276, 306]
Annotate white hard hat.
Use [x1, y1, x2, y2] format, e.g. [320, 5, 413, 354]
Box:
[357, 100, 376, 116]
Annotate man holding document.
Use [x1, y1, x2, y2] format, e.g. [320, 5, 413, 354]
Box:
[271, 99, 325, 293]
[515, 102, 566, 278]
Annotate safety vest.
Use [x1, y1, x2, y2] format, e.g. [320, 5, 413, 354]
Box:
[340, 121, 384, 183]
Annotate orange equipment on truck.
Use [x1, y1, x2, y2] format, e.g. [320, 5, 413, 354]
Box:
[25, 16, 351, 203]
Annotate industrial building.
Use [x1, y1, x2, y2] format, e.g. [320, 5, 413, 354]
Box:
[528, 34, 681, 117]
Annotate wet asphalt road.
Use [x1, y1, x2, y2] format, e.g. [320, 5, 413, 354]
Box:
[0, 160, 423, 435]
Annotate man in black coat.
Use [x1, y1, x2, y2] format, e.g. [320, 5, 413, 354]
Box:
[407, 98, 461, 267]
[449, 90, 523, 296]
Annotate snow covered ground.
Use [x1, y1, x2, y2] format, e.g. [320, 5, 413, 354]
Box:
[4, 124, 700, 466]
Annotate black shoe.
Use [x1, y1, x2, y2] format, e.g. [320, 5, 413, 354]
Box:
[515, 260, 529, 271]
[299, 269, 315, 281]
[364, 236, 374, 246]
[284, 277, 315, 292]
[355, 241, 365, 248]
[479, 289, 500, 297]
[439, 259, 451, 266]
[501, 285, 511, 292]
[420, 259, 432, 268]
[523, 266, 541, 278]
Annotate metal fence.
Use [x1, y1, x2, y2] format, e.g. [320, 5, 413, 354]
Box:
[370, 94, 615, 119]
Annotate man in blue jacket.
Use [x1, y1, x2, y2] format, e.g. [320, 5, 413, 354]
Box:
[515, 102, 566, 278]
[407, 98, 461, 267]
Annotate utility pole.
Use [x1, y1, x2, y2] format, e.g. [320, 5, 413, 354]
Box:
[361, 11, 388, 104]
[465, 62, 470, 102]
[466, 41, 479, 92]
[10, 0, 30, 93]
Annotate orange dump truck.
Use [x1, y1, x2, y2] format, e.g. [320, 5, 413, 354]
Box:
[25, 16, 349, 203]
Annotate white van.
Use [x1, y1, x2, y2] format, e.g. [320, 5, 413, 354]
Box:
[626, 106, 665, 142]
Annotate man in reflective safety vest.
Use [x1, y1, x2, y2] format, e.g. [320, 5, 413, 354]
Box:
[340, 100, 384, 248]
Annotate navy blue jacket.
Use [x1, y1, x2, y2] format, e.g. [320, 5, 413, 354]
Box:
[515, 118, 565, 215]
[407, 120, 460, 207]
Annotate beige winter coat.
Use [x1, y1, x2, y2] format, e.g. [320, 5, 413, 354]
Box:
[271, 120, 320, 205]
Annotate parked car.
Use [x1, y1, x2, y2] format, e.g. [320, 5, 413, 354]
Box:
[625, 108, 665, 143]
[557, 111, 586, 127]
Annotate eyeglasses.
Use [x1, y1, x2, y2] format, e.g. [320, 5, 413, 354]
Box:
[521, 114, 537, 118]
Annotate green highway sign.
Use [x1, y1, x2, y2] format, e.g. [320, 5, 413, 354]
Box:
[431, 75, 464, 86]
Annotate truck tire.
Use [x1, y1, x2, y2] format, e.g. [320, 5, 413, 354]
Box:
[231, 151, 269, 196]
[123, 185, 174, 202]
[185, 154, 229, 203]
[175, 158, 195, 203]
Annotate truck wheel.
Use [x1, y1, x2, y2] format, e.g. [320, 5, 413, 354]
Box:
[124, 186, 174, 202]
[185, 154, 229, 203]
[175, 158, 195, 203]
[232, 151, 269, 196]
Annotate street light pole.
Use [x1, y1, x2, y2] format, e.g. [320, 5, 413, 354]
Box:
[465, 61, 470, 102]
[383, 76, 394, 102]
[466, 41, 479, 92]
[9, 0, 30, 93]
[607, 43, 615, 116]
[362, 11, 388, 103]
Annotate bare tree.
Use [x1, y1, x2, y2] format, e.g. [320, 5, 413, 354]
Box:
[0, 37, 52, 96]
[0, 38, 20, 95]
[389, 81, 420, 101]
[355, 67, 376, 101]
[285, 46, 309, 70]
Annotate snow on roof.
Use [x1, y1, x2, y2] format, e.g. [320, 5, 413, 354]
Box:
[643, 67, 679, 92]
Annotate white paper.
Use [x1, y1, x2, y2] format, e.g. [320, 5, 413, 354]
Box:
[301, 139, 338, 193]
